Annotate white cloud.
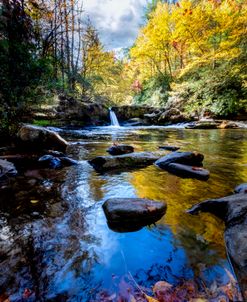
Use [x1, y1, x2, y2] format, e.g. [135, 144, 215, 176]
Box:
[82, 0, 147, 50]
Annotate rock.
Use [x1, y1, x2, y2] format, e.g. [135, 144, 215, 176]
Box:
[103, 198, 166, 232]
[38, 155, 62, 169]
[155, 151, 204, 169]
[0, 159, 18, 179]
[38, 155, 78, 169]
[46, 150, 66, 157]
[158, 109, 181, 124]
[165, 163, 209, 180]
[159, 146, 180, 152]
[185, 121, 219, 129]
[89, 152, 163, 172]
[187, 193, 247, 299]
[59, 157, 78, 166]
[18, 125, 68, 152]
[57, 95, 109, 126]
[124, 118, 146, 126]
[234, 183, 247, 194]
[107, 144, 134, 156]
[218, 121, 239, 129]
[112, 105, 156, 122]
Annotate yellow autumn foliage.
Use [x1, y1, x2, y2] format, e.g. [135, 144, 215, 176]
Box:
[130, 0, 247, 83]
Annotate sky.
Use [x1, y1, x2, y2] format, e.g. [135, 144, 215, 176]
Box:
[82, 0, 148, 51]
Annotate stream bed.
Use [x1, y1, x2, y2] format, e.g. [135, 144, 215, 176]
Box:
[1, 126, 247, 301]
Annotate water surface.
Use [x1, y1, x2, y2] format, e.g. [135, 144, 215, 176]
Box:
[1, 126, 247, 301]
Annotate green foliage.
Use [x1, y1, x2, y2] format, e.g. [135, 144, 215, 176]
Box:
[133, 74, 171, 107]
[174, 64, 247, 117]
[0, 1, 63, 135]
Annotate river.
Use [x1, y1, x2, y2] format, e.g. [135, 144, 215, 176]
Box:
[0, 126, 247, 301]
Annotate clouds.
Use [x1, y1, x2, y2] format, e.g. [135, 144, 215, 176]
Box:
[82, 0, 147, 50]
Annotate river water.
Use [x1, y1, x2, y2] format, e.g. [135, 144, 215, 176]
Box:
[0, 126, 247, 301]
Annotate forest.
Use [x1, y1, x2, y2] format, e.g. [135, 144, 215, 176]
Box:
[0, 1, 247, 302]
[0, 0, 246, 134]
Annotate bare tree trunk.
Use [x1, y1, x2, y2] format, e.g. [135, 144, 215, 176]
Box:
[54, 0, 58, 79]
[59, 2, 65, 90]
[63, 0, 71, 89]
[70, 0, 75, 90]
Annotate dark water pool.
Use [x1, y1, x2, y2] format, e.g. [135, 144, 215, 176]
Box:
[1, 126, 247, 301]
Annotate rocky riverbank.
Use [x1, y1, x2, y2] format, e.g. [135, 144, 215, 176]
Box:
[32, 95, 247, 128]
[188, 188, 247, 300]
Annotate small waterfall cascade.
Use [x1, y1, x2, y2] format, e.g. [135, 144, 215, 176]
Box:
[109, 109, 120, 127]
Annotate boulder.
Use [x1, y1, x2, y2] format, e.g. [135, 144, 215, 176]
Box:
[187, 193, 247, 300]
[107, 144, 134, 156]
[89, 152, 163, 172]
[0, 159, 17, 179]
[38, 155, 78, 169]
[112, 105, 156, 122]
[38, 155, 62, 169]
[234, 183, 247, 194]
[18, 125, 68, 152]
[218, 121, 239, 129]
[124, 118, 146, 126]
[155, 152, 204, 169]
[103, 198, 166, 232]
[165, 163, 209, 180]
[158, 108, 180, 120]
[185, 121, 219, 129]
[57, 95, 109, 126]
[159, 146, 180, 152]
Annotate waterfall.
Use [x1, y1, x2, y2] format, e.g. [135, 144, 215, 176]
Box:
[109, 109, 120, 127]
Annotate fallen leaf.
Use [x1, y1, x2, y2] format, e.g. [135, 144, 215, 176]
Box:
[30, 200, 39, 204]
[144, 294, 159, 302]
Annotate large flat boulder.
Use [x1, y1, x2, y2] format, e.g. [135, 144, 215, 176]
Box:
[165, 163, 209, 180]
[188, 193, 247, 300]
[18, 125, 68, 152]
[107, 144, 134, 156]
[89, 151, 163, 172]
[0, 159, 17, 179]
[103, 198, 166, 232]
[155, 151, 204, 169]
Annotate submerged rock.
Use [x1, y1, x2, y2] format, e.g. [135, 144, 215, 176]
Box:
[166, 163, 209, 180]
[188, 193, 247, 300]
[0, 159, 18, 179]
[155, 151, 204, 169]
[18, 125, 68, 152]
[234, 183, 247, 194]
[89, 151, 163, 172]
[107, 144, 134, 156]
[103, 198, 166, 232]
[159, 146, 180, 152]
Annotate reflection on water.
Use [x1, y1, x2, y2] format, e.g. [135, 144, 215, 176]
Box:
[0, 127, 247, 301]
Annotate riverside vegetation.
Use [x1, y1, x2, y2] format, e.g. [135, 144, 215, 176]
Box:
[0, 0, 246, 136]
